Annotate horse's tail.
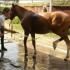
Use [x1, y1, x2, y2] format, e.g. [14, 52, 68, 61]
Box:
[4, 27, 18, 33]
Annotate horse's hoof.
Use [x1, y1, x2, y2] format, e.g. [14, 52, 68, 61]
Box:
[24, 53, 28, 57]
[53, 43, 56, 50]
[0, 58, 3, 62]
[33, 55, 36, 59]
[64, 58, 68, 61]
[33, 56, 35, 59]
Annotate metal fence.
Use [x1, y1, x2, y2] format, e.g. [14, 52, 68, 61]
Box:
[0, 0, 49, 3]
[0, 0, 70, 5]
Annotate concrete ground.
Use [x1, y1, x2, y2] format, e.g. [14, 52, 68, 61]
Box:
[0, 33, 70, 70]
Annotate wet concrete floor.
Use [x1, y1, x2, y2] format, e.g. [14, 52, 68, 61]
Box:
[0, 39, 70, 70]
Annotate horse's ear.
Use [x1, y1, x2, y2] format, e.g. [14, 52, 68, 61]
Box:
[12, 4, 14, 7]
[12, 4, 15, 7]
[12, 3, 18, 7]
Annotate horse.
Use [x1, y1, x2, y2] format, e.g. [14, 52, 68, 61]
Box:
[10, 4, 70, 61]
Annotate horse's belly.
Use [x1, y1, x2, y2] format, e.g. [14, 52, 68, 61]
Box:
[30, 15, 51, 34]
[35, 31, 49, 34]
[33, 27, 50, 34]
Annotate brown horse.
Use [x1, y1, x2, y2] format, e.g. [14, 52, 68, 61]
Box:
[10, 4, 70, 61]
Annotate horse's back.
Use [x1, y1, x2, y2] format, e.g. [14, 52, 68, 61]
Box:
[51, 11, 69, 18]
[50, 11, 69, 25]
[38, 12, 51, 19]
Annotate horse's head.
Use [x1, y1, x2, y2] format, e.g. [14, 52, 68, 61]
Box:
[10, 4, 30, 20]
[10, 4, 17, 20]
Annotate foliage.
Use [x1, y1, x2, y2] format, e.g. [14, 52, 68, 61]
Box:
[0, 7, 4, 12]
[12, 16, 20, 24]
[11, 17, 23, 32]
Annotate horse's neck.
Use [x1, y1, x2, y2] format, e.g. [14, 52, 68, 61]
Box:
[16, 7, 28, 20]
[16, 10, 27, 20]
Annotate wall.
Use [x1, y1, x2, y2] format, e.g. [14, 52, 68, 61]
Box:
[24, 6, 43, 13]
[52, 6, 70, 15]
[24, 6, 70, 15]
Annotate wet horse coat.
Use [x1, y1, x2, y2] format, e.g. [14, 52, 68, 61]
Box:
[10, 4, 70, 61]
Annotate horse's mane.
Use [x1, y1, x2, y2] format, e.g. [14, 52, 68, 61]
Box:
[14, 4, 32, 12]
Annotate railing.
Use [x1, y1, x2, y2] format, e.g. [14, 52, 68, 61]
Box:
[52, 0, 70, 5]
[0, 0, 48, 3]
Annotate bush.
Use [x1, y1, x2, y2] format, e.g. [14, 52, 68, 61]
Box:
[12, 16, 21, 24]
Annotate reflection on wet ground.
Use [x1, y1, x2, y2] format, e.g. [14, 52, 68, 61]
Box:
[0, 40, 70, 70]
[18, 47, 70, 70]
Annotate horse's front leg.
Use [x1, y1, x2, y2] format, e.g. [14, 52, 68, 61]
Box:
[24, 32, 29, 56]
[53, 37, 63, 50]
[31, 33, 36, 57]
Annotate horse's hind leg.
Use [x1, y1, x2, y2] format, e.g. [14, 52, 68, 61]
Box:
[31, 33, 36, 57]
[53, 37, 63, 50]
[24, 32, 29, 56]
[62, 35, 70, 61]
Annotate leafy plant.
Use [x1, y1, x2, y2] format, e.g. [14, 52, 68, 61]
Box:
[12, 16, 20, 24]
